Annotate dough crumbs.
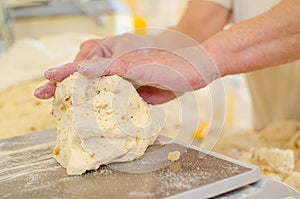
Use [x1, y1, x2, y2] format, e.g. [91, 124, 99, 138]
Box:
[168, 151, 180, 162]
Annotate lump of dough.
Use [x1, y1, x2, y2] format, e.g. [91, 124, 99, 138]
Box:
[258, 120, 300, 148]
[167, 151, 180, 162]
[239, 147, 294, 175]
[289, 132, 300, 172]
[283, 172, 300, 192]
[53, 73, 162, 175]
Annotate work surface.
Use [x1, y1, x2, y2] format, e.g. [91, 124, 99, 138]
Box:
[0, 129, 260, 199]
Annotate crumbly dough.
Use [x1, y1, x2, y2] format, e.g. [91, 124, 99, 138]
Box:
[53, 73, 161, 175]
[167, 151, 180, 162]
[239, 147, 294, 175]
[0, 78, 56, 139]
[257, 120, 300, 148]
[289, 132, 300, 171]
[283, 172, 300, 191]
[232, 121, 300, 191]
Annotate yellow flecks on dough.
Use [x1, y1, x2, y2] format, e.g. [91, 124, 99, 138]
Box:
[193, 121, 210, 140]
[135, 136, 139, 142]
[261, 167, 272, 172]
[53, 147, 60, 155]
[98, 104, 108, 109]
[145, 109, 150, 114]
[60, 105, 67, 111]
[168, 151, 180, 162]
[29, 126, 37, 131]
[64, 96, 71, 101]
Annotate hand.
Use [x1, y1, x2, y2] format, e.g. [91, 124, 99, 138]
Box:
[74, 33, 155, 62]
[35, 46, 221, 104]
[34, 33, 156, 100]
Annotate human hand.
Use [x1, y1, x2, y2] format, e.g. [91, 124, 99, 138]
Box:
[34, 33, 157, 99]
[74, 33, 156, 62]
[74, 29, 199, 62]
[35, 46, 221, 104]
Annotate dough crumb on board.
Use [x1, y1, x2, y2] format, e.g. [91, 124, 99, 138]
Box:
[168, 151, 180, 162]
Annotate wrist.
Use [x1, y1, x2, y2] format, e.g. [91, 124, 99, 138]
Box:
[202, 38, 228, 78]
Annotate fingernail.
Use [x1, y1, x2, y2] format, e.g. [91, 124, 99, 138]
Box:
[78, 64, 88, 74]
[44, 68, 57, 80]
[34, 84, 56, 99]
[34, 86, 44, 98]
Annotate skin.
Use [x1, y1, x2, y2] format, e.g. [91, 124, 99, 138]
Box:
[72, 1, 230, 62]
[173, 1, 230, 43]
[203, 0, 300, 76]
[34, 0, 300, 104]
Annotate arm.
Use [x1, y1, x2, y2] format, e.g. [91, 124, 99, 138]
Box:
[172, 0, 231, 43]
[35, 0, 300, 105]
[203, 0, 300, 76]
[34, 0, 230, 100]
[75, 0, 230, 61]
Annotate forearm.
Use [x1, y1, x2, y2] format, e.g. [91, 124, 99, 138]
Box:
[203, 0, 300, 76]
[172, 0, 230, 43]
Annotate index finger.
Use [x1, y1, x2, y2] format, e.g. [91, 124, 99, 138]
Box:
[44, 63, 77, 82]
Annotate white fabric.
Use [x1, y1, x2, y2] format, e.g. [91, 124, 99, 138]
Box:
[205, 0, 281, 22]
[232, 0, 300, 130]
[206, 0, 300, 129]
[232, 0, 281, 22]
[206, 0, 232, 10]
[230, 0, 300, 129]
[247, 61, 300, 130]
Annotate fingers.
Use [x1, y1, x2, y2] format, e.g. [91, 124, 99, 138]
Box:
[44, 57, 112, 83]
[34, 82, 56, 99]
[107, 51, 196, 92]
[137, 86, 179, 105]
[74, 39, 102, 61]
[74, 39, 112, 62]
[35, 58, 111, 99]
[76, 59, 112, 78]
[44, 63, 77, 82]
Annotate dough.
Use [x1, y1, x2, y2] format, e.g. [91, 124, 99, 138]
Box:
[289, 132, 300, 172]
[239, 147, 294, 175]
[258, 120, 300, 148]
[0, 78, 56, 139]
[283, 172, 300, 191]
[53, 73, 162, 175]
[167, 151, 180, 162]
